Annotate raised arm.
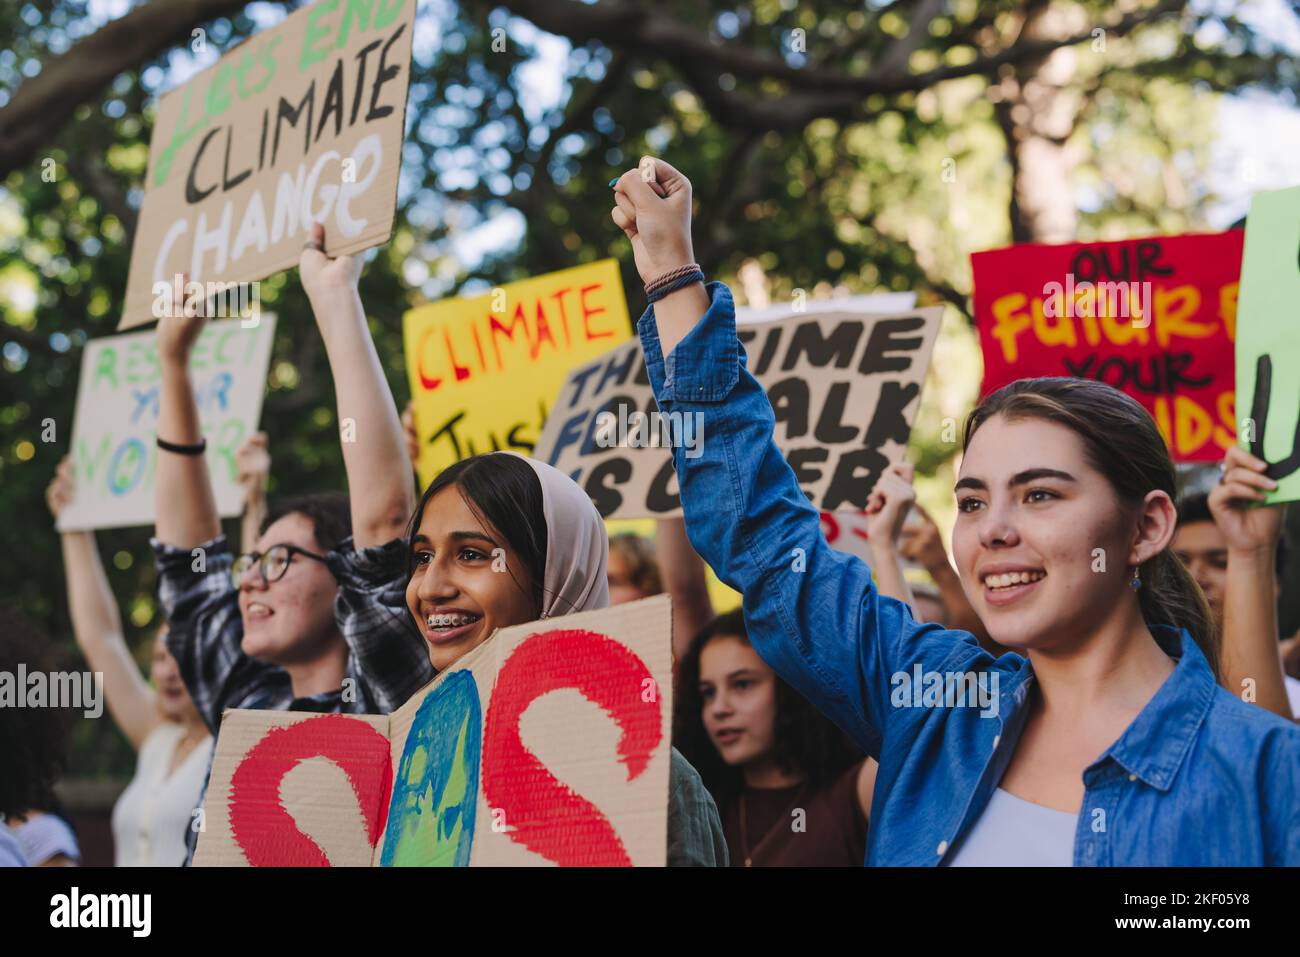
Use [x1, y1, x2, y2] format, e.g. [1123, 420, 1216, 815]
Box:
[864, 462, 917, 611]
[300, 223, 415, 547]
[655, 518, 714, 663]
[614, 157, 974, 756]
[611, 157, 710, 357]
[1211, 445, 1292, 719]
[236, 431, 270, 555]
[47, 458, 158, 749]
[401, 401, 422, 491]
[155, 289, 220, 547]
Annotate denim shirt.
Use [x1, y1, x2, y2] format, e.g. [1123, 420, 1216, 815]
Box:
[638, 281, 1300, 866]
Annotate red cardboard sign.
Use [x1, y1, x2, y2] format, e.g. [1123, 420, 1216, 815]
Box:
[971, 232, 1243, 462]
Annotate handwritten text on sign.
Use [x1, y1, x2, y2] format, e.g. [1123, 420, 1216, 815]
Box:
[1235, 186, 1300, 505]
[535, 307, 943, 520]
[971, 232, 1242, 462]
[403, 260, 631, 488]
[57, 316, 277, 532]
[120, 0, 415, 327]
[193, 596, 672, 866]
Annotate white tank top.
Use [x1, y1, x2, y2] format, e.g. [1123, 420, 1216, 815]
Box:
[111, 723, 213, 867]
[945, 787, 1077, 866]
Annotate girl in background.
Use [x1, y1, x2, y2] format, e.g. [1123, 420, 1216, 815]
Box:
[675, 611, 875, 866]
[47, 455, 226, 866]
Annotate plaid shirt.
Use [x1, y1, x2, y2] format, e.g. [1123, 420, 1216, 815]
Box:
[151, 534, 389, 731]
[326, 535, 436, 712]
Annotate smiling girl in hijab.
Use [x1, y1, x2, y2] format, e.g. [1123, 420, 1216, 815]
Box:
[295, 222, 725, 864]
[330, 451, 727, 866]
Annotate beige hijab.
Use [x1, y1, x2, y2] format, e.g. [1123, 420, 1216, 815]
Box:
[506, 453, 610, 617]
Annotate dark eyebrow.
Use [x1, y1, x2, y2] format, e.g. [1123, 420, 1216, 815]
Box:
[955, 468, 1076, 493]
[1010, 468, 1076, 486]
[450, 531, 500, 548]
[410, 532, 499, 548]
[726, 669, 759, 681]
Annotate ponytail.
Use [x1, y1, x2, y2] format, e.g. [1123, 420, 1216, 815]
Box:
[1140, 550, 1220, 680]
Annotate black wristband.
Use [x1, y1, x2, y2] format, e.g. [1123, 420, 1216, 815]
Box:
[156, 436, 207, 455]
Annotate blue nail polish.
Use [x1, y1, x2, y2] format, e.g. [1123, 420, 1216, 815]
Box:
[608, 177, 620, 188]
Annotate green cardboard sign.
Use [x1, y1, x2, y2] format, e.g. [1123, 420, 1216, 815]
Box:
[1236, 186, 1300, 505]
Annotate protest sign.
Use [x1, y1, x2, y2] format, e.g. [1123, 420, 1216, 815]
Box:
[972, 232, 1242, 463]
[119, 0, 416, 328]
[194, 595, 672, 867]
[403, 260, 631, 487]
[1235, 186, 1300, 505]
[56, 316, 277, 531]
[737, 291, 916, 324]
[535, 304, 943, 520]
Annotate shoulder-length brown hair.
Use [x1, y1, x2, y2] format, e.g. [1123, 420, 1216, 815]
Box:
[963, 376, 1218, 677]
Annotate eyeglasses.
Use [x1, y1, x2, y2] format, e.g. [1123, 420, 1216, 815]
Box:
[230, 544, 329, 589]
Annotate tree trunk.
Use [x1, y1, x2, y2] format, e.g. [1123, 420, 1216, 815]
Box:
[992, 2, 1089, 243]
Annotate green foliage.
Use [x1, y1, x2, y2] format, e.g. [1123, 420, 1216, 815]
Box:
[2, 0, 1297, 780]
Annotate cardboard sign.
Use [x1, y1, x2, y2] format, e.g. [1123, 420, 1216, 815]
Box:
[56, 316, 277, 531]
[119, 0, 416, 327]
[972, 232, 1243, 463]
[1236, 186, 1300, 504]
[195, 596, 673, 867]
[535, 305, 943, 520]
[403, 260, 631, 487]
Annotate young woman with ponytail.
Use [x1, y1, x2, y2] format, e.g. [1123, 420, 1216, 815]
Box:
[612, 155, 1300, 866]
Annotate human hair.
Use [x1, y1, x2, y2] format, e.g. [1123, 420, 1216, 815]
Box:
[1177, 491, 1287, 580]
[0, 608, 70, 819]
[262, 492, 352, 552]
[673, 610, 863, 807]
[609, 533, 662, 595]
[963, 377, 1218, 677]
[1175, 492, 1213, 527]
[405, 453, 548, 614]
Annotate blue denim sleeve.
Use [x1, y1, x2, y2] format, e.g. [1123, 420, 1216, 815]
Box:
[1261, 725, 1300, 865]
[639, 282, 979, 757]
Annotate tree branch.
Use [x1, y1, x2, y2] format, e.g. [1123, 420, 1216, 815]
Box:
[0, 0, 277, 180]
[479, 0, 1184, 97]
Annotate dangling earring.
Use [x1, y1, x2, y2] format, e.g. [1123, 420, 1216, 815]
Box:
[1129, 565, 1142, 591]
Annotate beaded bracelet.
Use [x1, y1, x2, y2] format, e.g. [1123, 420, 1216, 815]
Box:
[647, 268, 705, 304]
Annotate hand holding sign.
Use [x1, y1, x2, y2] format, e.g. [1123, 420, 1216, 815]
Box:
[611, 156, 695, 284]
[235, 432, 271, 505]
[865, 462, 916, 551]
[299, 222, 363, 307]
[1208, 445, 1283, 552]
[156, 275, 209, 366]
[46, 455, 75, 521]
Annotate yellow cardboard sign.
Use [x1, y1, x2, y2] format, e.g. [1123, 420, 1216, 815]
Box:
[403, 260, 630, 486]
